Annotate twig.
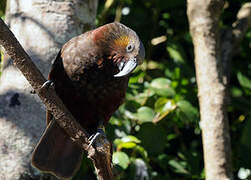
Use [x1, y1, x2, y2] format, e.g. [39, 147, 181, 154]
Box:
[232, 3, 251, 44]
[0, 17, 113, 180]
[221, 3, 251, 85]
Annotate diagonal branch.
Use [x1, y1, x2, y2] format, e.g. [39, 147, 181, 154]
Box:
[0, 18, 113, 180]
[232, 3, 251, 45]
[221, 3, 251, 85]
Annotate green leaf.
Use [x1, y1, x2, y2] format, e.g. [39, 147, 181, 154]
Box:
[168, 160, 189, 175]
[121, 135, 141, 143]
[136, 106, 155, 123]
[167, 43, 186, 64]
[231, 87, 243, 97]
[167, 134, 177, 141]
[176, 100, 198, 122]
[115, 136, 141, 150]
[135, 145, 148, 160]
[154, 97, 176, 122]
[155, 97, 176, 113]
[118, 142, 137, 149]
[112, 152, 130, 169]
[150, 78, 175, 97]
[237, 72, 251, 90]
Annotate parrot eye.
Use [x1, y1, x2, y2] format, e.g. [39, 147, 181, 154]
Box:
[126, 44, 134, 52]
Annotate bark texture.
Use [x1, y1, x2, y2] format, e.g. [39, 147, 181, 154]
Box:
[187, 1, 251, 180]
[0, 0, 97, 179]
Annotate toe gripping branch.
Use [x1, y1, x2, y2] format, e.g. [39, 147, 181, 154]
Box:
[88, 121, 107, 149]
[31, 80, 54, 94]
[41, 80, 54, 89]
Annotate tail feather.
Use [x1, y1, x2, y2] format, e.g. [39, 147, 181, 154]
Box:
[32, 120, 83, 179]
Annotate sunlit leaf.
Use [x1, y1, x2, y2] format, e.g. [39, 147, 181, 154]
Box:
[113, 152, 130, 169]
[121, 135, 141, 143]
[167, 43, 186, 64]
[168, 160, 189, 175]
[118, 142, 137, 150]
[237, 72, 251, 90]
[135, 145, 148, 160]
[136, 106, 155, 123]
[115, 135, 141, 150]
[150, 78, 175, 97]
[154, 97, 176, 122]
[155, 97, 176, 113]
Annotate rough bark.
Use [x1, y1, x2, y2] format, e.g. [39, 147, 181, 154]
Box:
[187, 1, 251, 180]
[0, 0, 97, 179]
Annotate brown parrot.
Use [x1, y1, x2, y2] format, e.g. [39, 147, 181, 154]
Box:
[31, 22, 145, 179]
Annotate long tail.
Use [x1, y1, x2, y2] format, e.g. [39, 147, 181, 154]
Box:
[31, 119, 83, 179]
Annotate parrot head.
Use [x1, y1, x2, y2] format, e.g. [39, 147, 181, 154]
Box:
[92, 22, 145, 77]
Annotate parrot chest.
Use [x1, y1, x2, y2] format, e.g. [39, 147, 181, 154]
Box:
[56, 63, 129, 130]
[74, 72, 128, 120]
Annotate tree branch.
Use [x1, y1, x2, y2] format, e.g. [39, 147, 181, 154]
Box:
[220, 2, 251, 88]
[187, 0, 233, 179]
[0, 17, 113, 180]
[233, 3, 251, 44]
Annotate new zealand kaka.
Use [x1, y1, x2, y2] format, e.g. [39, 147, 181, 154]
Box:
[31, 22, 145, 179]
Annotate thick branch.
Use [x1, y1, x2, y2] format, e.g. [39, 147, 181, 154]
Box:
[0, 18, 113, 180]
[187, 0, 233, 180]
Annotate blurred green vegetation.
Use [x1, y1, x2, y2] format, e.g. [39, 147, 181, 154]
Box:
[0, 0, 6, 75]
[90, 0, 251, 180]
[1, 0, 251, 179]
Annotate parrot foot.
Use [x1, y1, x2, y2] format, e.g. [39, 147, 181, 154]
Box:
[87, 128, 106, 149]
[41, 80, 54, 89]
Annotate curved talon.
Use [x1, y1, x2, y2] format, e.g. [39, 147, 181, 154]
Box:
[87, 128, 106, 149]
[41, 80, 54, 89]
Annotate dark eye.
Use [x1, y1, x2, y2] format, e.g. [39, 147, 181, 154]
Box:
[126, 44, 134, 52]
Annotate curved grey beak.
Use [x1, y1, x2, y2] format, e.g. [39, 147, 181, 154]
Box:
[114, 58, 138, 77]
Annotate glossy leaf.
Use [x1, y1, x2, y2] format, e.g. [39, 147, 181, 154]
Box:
[150, 78, 175, 97]
[121, 135, 141, 143]
[136, 106, 155, 123]
[113, 152, 130, 169]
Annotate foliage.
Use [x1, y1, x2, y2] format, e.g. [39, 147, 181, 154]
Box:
[0, 0, 6, 18]
[88, 0, 251, 180]
[0, 0, 251, 179]
[0, 0, 5, 74]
